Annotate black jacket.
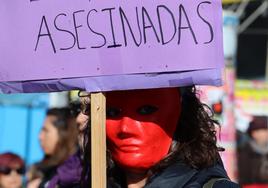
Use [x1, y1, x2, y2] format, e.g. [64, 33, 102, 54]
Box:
[108, 162, 239, 188]
[38, 165, 57, 188]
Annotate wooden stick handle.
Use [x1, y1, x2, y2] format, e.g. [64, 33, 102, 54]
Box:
[91, 92, 106, 188]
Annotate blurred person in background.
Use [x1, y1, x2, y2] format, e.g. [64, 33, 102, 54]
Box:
[70, 98, 90, 153]
[45, 99, 89, 188]
[27, 108, 78, 188]
[0, 152, 25, 188]
[238, 116, 268, 188]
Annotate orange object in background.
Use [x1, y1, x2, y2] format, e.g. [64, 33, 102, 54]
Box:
[243, 185, 268, 188]
[212, 102, 223, 115]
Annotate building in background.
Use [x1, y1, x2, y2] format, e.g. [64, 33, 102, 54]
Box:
[0, 91, 71, 166]
[0, 93, 49, 165]
[201, 0, 268, 181]
[200, 9, 239, 181]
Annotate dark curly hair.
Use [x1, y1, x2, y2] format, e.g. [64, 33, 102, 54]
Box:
[150, 86, 223, 172]
[80, 86, 223, 186]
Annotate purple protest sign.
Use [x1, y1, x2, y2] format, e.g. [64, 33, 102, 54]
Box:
[0, 0, 223, 85]
[0, 69, 223, 93]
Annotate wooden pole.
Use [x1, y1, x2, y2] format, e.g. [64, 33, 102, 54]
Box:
[91, 92, 106, 188]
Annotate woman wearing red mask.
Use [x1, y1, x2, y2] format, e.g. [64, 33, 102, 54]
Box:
[80, 86, 239, 188]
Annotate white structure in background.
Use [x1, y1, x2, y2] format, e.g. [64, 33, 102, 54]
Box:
[49, 92, 69, 108]
[223, 10, 239, 59]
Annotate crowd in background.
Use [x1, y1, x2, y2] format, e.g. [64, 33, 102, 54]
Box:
[237, 116, 268, 188]
[0, 93, 268, 188]
[0, 98, 88, 188]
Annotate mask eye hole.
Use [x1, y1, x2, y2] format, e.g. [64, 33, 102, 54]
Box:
[137, 105, 158, 115]
[106, 107, 122, 118]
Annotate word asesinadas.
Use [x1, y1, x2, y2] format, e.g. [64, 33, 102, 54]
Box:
[34, 2, 214, 53]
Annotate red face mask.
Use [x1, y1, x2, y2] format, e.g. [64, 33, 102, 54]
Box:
[106, 88, 181, 173]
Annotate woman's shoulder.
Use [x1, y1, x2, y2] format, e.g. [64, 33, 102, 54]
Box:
[185, 162, 239, 188]
[211, 179, 239, 188]
[185, 176, 239, 188]
[144, 160, 239, 188]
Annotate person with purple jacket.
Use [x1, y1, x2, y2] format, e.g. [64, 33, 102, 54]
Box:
[27, 108, 78, 188]
[46, 100, 89, 188]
